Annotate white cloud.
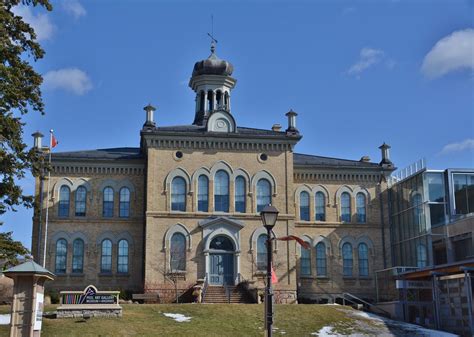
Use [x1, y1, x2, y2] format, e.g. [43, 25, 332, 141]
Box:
[43, 68, 92, 95]
[347, 48, 385, 77]
[62, 0, 86, 19]
[421, 29, 474, 79]
[12, 6, 54, 41]
[440, 138, 474, 155]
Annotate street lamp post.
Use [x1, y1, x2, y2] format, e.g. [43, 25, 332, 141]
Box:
[260, 205, 279, 337]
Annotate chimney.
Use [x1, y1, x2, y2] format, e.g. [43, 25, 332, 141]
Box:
[272, 124, 282, 132]
[143, 104, 156, 127]
[32, 131, 44, 150]
[379, 142, 393, 166]
[285, 109, 298, 134]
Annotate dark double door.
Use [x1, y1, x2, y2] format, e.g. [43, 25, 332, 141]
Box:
[209, 253, 234, 285]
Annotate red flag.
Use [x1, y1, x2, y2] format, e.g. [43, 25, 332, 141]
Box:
[271, 264, 278, 284]
[276, 235, 311, 249]
[51, 134, 58, 148]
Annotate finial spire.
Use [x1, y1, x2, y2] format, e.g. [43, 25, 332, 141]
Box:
[208, 14, 218, 54]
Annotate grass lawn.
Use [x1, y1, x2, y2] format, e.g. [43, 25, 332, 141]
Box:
[0, 304, 368, 336]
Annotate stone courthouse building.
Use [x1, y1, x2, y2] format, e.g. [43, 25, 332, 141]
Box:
[32, 44, 395, 303]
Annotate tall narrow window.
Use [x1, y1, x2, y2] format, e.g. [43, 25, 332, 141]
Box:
[315, 192, 326, 221]
[55, 239, 67, 274]
[101, 239, 112, 273]
[72, 239, 84, 273]
[214, 170, 229, 212]
[119, 187, 130, 218]
[257, 234, 268, 271]
[358, 243, 369, 277]
[75, 186, 86, 216]
[235, 176, 246, 213]
[416, 244, 427, 268]
[171, 177, 186, 211]
[198, 175, 209, 212]
[342, 242, 353, 277]
[300, 191, 310, 221]
[300, 246, 311, 276]
[316, 242, 327, 276]
[412, 193, 423, 230]
[257, 179, 271, 212]
[170, 233, 186, 271]
[356, 193, 366, 223]
[118, 240, 129, 273]
[341, 192, 351, 222]
[58, 186, 70, 217]
[103, 187, 114, 217]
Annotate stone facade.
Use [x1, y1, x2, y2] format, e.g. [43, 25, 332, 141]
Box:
[32, 46, 395, 303]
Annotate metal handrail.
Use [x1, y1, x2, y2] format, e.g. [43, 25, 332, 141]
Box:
[342, 292, 391, 317]
[202, 274, 209, 303]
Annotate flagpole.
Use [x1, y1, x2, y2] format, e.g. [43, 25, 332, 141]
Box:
[42, 129, 53, 268]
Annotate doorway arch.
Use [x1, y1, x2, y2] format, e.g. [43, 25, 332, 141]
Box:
[208, 235, 236, 285]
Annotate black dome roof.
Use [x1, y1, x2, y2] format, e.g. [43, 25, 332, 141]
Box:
[192, 46, 233, 77]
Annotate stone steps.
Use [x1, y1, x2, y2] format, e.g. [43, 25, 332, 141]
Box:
[203, 286, 254, 304]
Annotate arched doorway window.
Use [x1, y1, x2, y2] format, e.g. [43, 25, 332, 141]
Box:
[209, 235, 235, 285]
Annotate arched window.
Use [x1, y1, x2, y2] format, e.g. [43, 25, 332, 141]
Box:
[119, 187, 130, 218]
[300, 191, 310, 221]
[214, 170, 229, 212]
[257, 234, 268, 271]
[216, 90, 222, 108]
[300, 246, 311, 276]
[75, 186, 86, 217]
[256, 179, 271, 212]
[72, 239, 84, 273]
[340, 192, 351, 222]
[198, 175, 209, 212]
[416, 244, 427, 268]
[315, 192, 326, 221]
[342, 242, 353, 277]
[117, 240, 129, 273]
[103, 187, 114, 217]
[58, 186, 70, 217]
[171, 177, 186, 211]
[55, 239, 67, 274]
[358, 243, 369, 277]
[316, 242, 327, 276]
[235, 176, 246, 213]
[101, 239, 112, 273]
[356, 193, 366, 223]
[224, 92, 229, 109]
[170, 233, 186, 271]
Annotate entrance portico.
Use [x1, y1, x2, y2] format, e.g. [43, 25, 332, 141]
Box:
[199, 217, 243, 285]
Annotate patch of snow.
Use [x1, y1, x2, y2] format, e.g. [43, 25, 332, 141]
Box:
[311, 326, 335, 336]
[349, 310, 457, 337]
[0, 314, 10, 325]
[163, 313, 192, 322]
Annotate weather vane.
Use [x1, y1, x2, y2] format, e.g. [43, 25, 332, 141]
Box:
[207, 14, 217, 53]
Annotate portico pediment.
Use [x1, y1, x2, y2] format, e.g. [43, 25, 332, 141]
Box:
[198, 216, 244, 230]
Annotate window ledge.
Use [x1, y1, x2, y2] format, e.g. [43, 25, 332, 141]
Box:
[299, 275, 313, 279]
[343, 277, 357, 280]
[254, 271, 267, 276]
[98, 272, 113, 276]
[70, 273, 84, 277]
[358, 277, 373, 280]
[316, 276, 329, 280]
[116, 273, 130, 277]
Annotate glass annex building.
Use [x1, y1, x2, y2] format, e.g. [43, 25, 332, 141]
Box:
[389, 166, 473, 268]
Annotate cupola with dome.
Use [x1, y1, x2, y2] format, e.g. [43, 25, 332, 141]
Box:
[189, 42, 237, 132]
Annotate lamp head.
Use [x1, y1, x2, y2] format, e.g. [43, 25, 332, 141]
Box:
[260, 205, 279, 230]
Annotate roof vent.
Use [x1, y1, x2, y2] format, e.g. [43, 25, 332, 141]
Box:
[360, 156, 371, 162]
[272, 124, 282, 132]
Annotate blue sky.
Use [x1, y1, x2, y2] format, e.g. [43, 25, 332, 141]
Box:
[2, 0, 473, 250]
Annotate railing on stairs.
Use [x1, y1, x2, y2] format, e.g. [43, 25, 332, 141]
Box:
[341, 292, 391, 317]
[224, 283, 231, 303]
[202, 274, 209, 303]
